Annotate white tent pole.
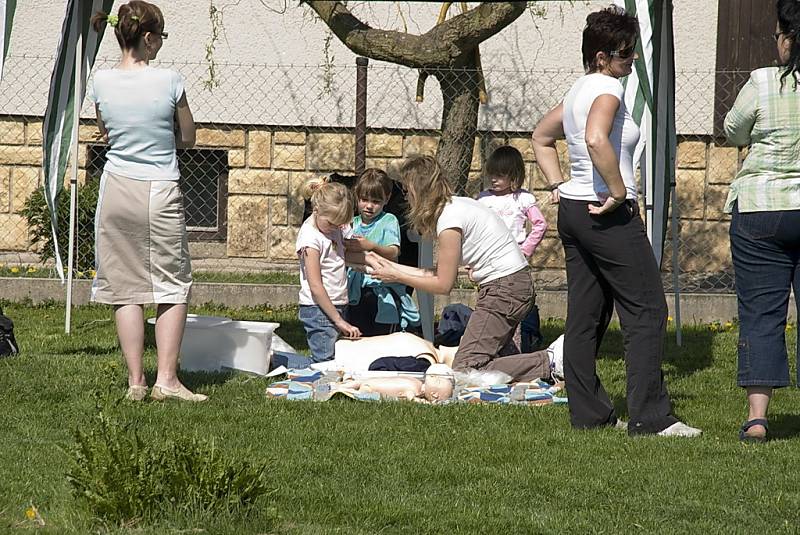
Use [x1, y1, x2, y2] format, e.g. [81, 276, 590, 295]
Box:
[418, 239, 435, 342]
[642, 111, 654, 243]
[65, 22, 81, 334]
[670, 183, 681, 346]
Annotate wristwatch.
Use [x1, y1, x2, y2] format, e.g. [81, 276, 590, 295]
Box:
[546, 181, 564, 191]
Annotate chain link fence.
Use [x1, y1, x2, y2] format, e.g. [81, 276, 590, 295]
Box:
[0, 56, 747, 293]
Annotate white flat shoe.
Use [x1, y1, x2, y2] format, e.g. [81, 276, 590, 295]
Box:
[657, 421, 702, 438]
[150, 384, 208, 402]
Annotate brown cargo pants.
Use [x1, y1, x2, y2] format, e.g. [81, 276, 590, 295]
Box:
[452, 267, 551, 383]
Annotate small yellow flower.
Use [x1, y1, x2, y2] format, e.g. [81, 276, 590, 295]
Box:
[76, 271, 84, 278]
[10, 267, 19, 273]
[667, 316, 673, 322]
[88, 269, 97, 278]
[25, 506, 36, 520]
[27, 267, 36, 273]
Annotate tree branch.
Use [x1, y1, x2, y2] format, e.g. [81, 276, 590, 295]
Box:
[303, 1, 527, 68]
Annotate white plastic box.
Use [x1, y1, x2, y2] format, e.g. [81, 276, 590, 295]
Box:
[146, 314, 280, 375]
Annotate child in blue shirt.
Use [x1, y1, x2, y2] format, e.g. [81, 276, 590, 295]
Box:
[344, 169, 419, 335]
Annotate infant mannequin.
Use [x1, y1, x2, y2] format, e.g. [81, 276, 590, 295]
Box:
[336, 364, 455, 402]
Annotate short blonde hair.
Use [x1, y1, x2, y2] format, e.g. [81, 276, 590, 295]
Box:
[399, 156, 452, 237]
[299, 176, 353, 226]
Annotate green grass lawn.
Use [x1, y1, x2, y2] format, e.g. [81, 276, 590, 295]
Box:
[1, 302, 799, 534]
[0, 268, 482, 288]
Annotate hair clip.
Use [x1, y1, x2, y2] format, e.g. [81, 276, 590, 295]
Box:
[107, 14, 119, 27]
[130, 15, 139, 21]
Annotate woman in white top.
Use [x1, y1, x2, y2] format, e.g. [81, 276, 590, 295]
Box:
[364, 156, 552, 384]
[90, 1, 204, 402]
[532, 6, 699, 436]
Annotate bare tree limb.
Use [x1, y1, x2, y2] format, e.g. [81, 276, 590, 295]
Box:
[302, 1, 526, 68]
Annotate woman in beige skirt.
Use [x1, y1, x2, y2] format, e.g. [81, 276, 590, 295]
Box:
[90, 1, 205, 402]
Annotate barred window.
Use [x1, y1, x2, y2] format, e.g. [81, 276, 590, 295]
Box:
[85, 145, 228, 241]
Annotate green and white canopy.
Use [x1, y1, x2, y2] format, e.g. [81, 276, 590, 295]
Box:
[615, 0, 676, 266]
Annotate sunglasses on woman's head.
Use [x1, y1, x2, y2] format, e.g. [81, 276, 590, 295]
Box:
[610, 45, 635, 59]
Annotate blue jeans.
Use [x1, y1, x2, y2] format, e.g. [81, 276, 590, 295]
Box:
[520, 303, 542, 352]
[730, 205, 800, 387]
[299, 304, 344, 363]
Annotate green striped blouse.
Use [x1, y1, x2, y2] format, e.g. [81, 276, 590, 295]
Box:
[724, 67, 800, 213]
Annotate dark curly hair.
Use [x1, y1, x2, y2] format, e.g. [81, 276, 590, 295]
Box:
[582, 5, 639, 72]
[778, 0, 800, 89]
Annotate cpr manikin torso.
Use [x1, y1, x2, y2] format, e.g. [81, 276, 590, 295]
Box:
[312, 332, 457, 372]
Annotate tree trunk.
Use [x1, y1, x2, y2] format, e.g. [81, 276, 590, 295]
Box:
[436, 61, 480, 194]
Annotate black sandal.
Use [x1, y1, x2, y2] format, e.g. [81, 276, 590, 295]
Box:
[739, 418, 768, 443]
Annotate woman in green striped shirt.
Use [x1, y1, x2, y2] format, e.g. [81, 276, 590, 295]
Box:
[724, 0, 800, 444]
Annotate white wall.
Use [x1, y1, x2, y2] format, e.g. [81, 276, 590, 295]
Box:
[3, 1, 718, 133]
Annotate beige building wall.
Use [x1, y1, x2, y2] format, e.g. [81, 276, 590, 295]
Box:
[1, 1, 733, 281]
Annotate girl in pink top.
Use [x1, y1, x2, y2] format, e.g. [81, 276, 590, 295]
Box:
[477, 145, 547, 352]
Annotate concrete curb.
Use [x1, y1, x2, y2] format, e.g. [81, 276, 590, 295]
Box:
[0, 276, 772, 323]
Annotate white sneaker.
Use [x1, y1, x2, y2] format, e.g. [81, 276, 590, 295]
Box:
[657, 421, 702, 438]
[547, 335, 565, 380]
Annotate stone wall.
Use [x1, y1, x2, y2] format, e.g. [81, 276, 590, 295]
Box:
[0, 117, 45, 251]
[0, 116, 743, 277]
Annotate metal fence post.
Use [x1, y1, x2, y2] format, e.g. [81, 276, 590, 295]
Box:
[355, 56, 368, 176]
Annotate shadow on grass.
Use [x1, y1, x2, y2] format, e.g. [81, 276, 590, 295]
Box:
[144, 369, 238, 389]
[543, 324, 716, 380]
[45, 345, 118, 357]
[766, 413, 800, 440]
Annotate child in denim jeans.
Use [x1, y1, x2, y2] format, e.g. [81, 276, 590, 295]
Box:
[296, 177, 361, 362]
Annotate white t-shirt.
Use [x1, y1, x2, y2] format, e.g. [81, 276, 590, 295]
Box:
[560, 73, 640, 201]
[296, 216, 348, 306]
[476, 189, 538, 244]
[436, 196, 527, 284]
[90, 67, 184, 181]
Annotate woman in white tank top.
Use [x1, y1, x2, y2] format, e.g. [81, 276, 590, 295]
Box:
[532, 6, 700, 438]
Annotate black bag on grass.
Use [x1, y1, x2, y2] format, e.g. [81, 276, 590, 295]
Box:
[0, 308, 18, 357]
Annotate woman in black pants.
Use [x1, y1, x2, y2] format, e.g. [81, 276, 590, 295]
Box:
[532, 6, 699, 437]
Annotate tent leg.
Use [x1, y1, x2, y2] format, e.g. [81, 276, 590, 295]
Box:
[65, 25, 82, 334]
[670, 182, 681, 347]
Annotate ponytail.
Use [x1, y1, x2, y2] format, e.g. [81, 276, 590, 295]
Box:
[91, 1, 164, 51]
[299, 177, 353, 226]
[90, 11, 110, 33]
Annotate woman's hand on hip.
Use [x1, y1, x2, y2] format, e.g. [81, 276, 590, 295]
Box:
[588, 195, 625, 216]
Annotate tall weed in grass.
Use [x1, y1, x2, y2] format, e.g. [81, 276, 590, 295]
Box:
[65, 390, 275, 528]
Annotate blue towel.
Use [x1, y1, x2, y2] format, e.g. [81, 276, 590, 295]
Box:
[266, 375, 566, 406]
[348, 271, 420, 329]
